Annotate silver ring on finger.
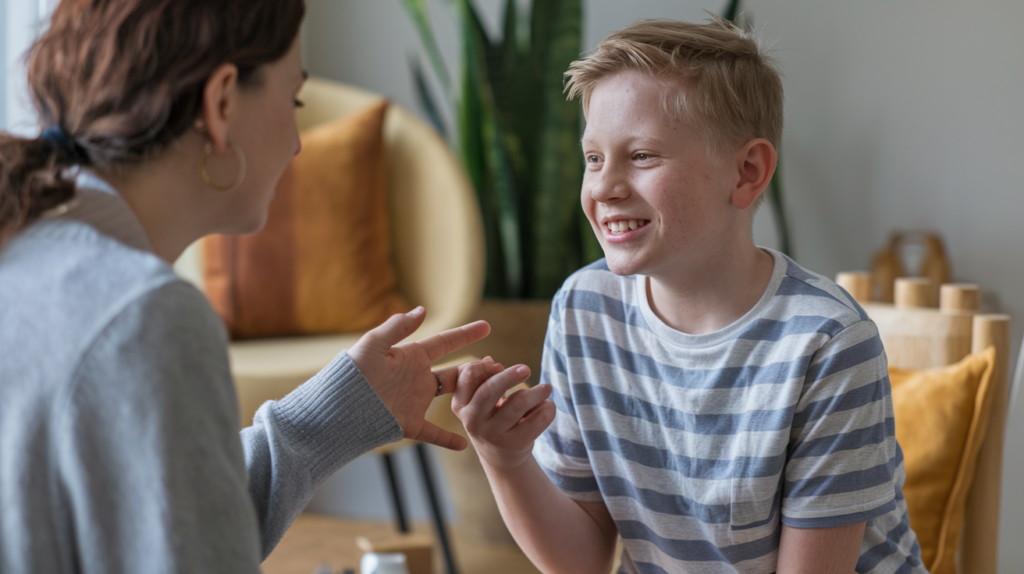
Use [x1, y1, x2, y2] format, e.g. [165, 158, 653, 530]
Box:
[433, 372, 443, 397]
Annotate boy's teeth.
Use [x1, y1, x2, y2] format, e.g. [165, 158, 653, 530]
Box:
[607, 220, 647, 234]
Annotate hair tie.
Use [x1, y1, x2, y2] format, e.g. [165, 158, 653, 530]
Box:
[40, 125, 89, 165]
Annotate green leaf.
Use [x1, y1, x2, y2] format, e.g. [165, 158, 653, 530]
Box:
[765, 166, 793, 257]
[399, 0, 452, 95]
[501, 0, 518, 77]
[410, 57, 448, 139]
[579, 207, 604, 263]
[460, 0, 523, 297]
[401, 0, 597, 298]
[456, 1, 498, 293]
[721, 0, 741, 22]
[529, 0, 583, 297]
[480, 103, 524, 297]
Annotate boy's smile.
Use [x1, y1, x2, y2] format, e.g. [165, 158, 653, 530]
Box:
[580, 70, 740, 282]
[602, 217, 650, 241]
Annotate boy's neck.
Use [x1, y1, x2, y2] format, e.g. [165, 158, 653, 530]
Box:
[645, 242, 775, 336]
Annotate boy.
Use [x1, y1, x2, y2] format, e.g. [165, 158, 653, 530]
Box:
[451, 16, 925, 574]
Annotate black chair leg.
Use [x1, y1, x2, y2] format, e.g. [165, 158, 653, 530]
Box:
[415, 443, 459, 574]
[381, 452, 409, 533]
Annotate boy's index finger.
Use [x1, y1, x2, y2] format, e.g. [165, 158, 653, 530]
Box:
[469, 365, 531, 414]
[415, 320, 491, 361]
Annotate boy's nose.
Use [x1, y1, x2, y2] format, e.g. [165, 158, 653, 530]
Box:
[589, 165, 630, 203]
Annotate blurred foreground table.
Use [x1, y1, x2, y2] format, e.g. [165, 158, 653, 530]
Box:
[263, 513, 541, 574]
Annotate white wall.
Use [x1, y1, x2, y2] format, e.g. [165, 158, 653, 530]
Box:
[303, 1, 1024, 571]
[1, 0, 54, 136]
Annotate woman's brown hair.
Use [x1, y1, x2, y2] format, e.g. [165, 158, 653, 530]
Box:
[0, 0, 305, 244]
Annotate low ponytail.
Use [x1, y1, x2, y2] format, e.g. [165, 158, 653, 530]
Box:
[0, 129, 83, 245]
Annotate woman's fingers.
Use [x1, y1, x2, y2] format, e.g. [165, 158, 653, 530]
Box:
[435, 358, 502, 398]
[356, 307, 428, 353]
[412, 421, 468, 451]
[432, 364, 461, 395]
[415, 320, 491, 362]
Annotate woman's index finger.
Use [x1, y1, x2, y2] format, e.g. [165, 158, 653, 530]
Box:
[415, 320, 490, 361]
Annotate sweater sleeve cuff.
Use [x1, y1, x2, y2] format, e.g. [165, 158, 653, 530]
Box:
[269, 351, 403, 482]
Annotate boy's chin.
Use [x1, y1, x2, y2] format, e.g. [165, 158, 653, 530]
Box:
[604, 255, 645, 277]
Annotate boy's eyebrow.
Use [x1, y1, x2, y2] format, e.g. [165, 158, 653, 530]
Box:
[580, 134, 673, 149]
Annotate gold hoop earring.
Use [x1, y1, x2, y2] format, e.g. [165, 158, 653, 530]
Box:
[199, 141, 246, 191]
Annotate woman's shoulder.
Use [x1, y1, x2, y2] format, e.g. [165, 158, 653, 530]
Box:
[0, 216, 225, 389]
[5, 215, 199, 315]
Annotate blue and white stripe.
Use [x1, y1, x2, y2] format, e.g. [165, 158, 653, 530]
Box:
[533, 249, 926, 573]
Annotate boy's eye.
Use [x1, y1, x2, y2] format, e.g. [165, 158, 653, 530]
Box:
[634, 153, 650, 161]
[586, 155, 601, 163]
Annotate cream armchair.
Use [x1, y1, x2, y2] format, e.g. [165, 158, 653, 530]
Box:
[174, 77, 485, 425]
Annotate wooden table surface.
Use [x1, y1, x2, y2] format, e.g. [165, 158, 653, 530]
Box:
[262, 513, 542, 574]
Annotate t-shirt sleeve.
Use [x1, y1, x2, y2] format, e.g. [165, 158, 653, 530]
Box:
[782, 319, 899, 528]
[532, 291, 603, 502]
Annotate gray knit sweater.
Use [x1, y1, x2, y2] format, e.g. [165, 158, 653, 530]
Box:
[0, 174, 403, 573]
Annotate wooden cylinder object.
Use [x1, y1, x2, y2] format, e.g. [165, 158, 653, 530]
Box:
[894, 277, 931, 308]
[939, 283, 980, 313]
[962, 314, 1011, 574]
[836, 272, 873, 303]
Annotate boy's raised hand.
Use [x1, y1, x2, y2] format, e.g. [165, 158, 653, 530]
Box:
[451, 362, 557, 469]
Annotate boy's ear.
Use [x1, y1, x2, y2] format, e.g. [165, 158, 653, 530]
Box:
[200, 63, 241, 155]
[731, 138, 777, 210]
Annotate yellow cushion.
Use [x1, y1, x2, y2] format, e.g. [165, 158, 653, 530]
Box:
[203, 100, 409, 338]
[890, 346, 996, 574]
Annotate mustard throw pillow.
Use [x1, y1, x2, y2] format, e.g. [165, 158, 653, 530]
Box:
[203, 100, 409, 338]
[890, 346, 996, 574]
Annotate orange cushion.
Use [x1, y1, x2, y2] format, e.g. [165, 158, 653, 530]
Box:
[890, 346, 996, 574]
[203, 100, 409, 339]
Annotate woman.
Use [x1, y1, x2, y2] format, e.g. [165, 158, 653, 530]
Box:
[0, 1, 508, 571]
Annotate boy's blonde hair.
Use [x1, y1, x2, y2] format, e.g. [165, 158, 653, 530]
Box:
[566, 16, 783, 159]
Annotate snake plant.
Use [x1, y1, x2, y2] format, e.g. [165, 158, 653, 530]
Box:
[401, 0, 600, 299]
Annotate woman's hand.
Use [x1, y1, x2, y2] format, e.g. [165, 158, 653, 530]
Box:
[348, 306, 492, 451]
[452, 362, 556, 470]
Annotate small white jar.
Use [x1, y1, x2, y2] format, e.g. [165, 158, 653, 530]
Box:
[359, 552, 409, 574]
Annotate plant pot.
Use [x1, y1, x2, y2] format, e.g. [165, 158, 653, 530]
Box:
[462, 298, 551, 384]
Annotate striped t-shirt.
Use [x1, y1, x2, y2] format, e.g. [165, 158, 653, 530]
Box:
[533, 249, 926, 574]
